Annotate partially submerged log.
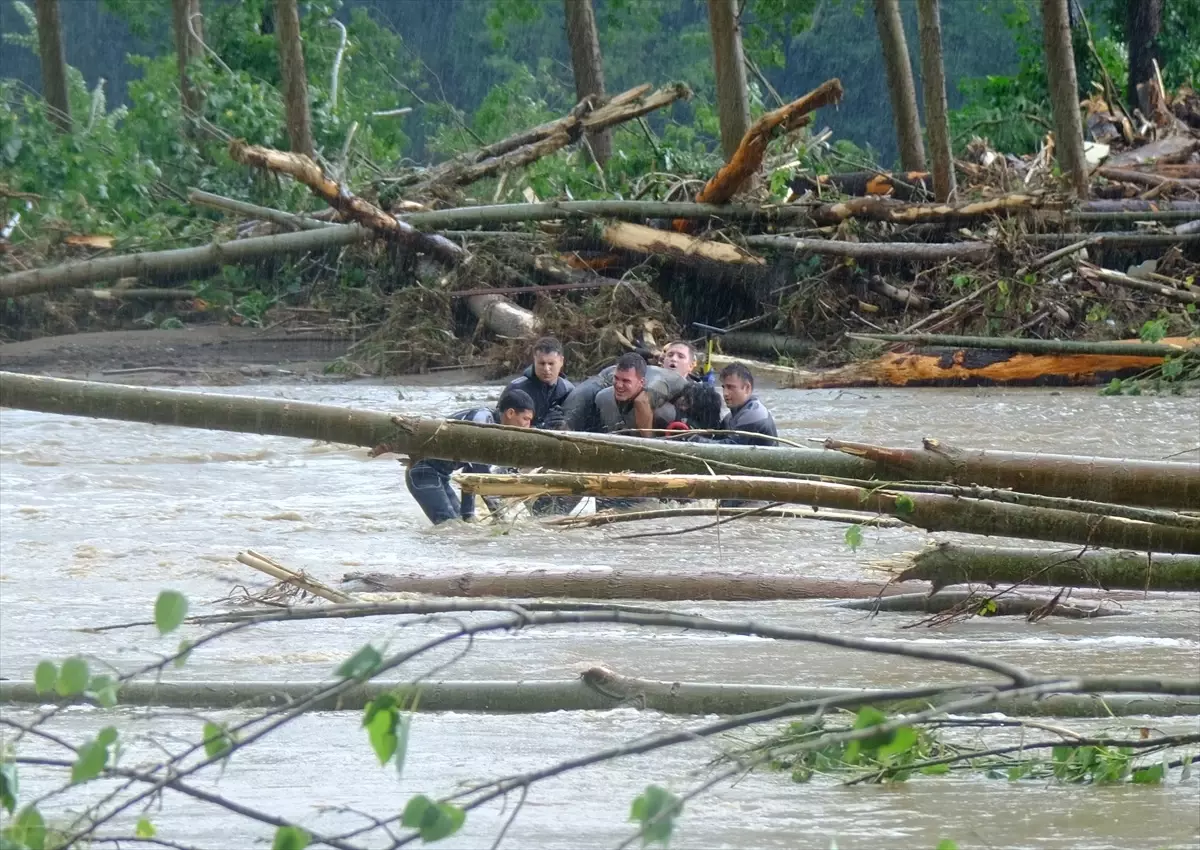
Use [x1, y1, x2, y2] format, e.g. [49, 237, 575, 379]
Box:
[893, 542, 1200, 592]
[789, 170, 932, 201]
[847, 332, 1197, 359]
[744, 234, 991, 263]
[456, 471, 1200, 552]
[342, 570, 913, 600]
[4, 668, 1194, 717]
[719, 332, 814, 358]
[603, 221, 765, 265]
[835, 590, 1129, 618]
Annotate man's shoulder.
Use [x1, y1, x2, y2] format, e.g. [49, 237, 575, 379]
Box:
[556, 376, 575, 393]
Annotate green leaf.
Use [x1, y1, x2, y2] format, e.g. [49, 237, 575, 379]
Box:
[154, 590, 188, 635]
[920, 763, 950, 775]
[366, 703, 398, 765]
[1132, 763, 1165, 784]
[6, 806, 45, 850]
[935, 841, 959, 850]
[0, 762, 17, 814]
[71, 741, 107, 785]
[893, 494, 916, 515]
[202, 721, 235, 761]
[628, 784, 683, 847]
[56, 656, 89, 697]
[394, 715, 411, 778]
[271, 825, 311, 850]
[401, 795, 466, 843]
[877, 725, 918, 761]
[135, 818, 156, 839]
[843, 524, 863, 552]
[335, 644, 382, 681]
[33, 661, 57, 696]
[174, 639, 193, 668]
[88, 674, 119, 708]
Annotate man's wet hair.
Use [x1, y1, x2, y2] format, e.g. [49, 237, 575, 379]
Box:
[680, 382, 724, 430]
[615, 352, 647, 378]
[498, 387, 536, 413]
[719, 362, 755, 388]
[665, 341, 697, 361]
[532, 336, 564, 357]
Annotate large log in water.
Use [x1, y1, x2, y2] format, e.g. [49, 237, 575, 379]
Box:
[894, 542, 1200, 592]
[457, 471, 1200, 553]
[834, 590, 1129, 618]
[2, 669, 1194, 717]
[342, 570, 913, 600]
[1, 373, 1196, 510]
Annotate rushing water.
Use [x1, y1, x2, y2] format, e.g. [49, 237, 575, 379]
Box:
[1, 382, 1198, 849]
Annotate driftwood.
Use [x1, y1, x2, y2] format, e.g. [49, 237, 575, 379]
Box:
[1078, 262, 1200, 305]
[388, 83, 691, 193]
[789, 170, 932, 201]
[602, 221, 765, 265]
[1104, 134, 1200, 168]
[456, 471, 1200, 552]
[807, 193, 1061, 226]
[744, 234, 991, 263]
[847, 332, 1197, 358]
[719, 332, 814, 358]
[1098, 165, 1200, 190]
[835, 590, 1129, 618]
[893, 542, 1200, 592]
[342, 570, 913, 600]
[867, 276, 931, 309]
[3, 668, 1193, 717]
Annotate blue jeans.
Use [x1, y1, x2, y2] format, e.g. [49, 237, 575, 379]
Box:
[405, 462, 461, 525]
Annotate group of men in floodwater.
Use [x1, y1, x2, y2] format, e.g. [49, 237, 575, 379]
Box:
[404, 337, 779, 525]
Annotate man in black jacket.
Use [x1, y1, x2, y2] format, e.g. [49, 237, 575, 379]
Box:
[404, 388, 535, 525]
[506, 337, 573, 429]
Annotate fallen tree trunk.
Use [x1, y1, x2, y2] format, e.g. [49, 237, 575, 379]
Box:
[1073, 199, 1200, 218]
[893, 542, 1200, 592]
[676, 78, 844, 231]
[343, 569, 913, 600]
[835, 590, 1129, 618]
[3, 373, 1193, 508]
[0, 225, 371, 297]
[807, 194, 1061, 225]
[1098, 166, 1200, 189]
[603, 221, 765, 265]
[187, 188, 335, 231]
[789, 170, 932, 201]
[4, 669, 1194, 717]
[719, 332, 815, 358]
[1024, 231, 1200, 248]
[1079, 262, 1200, 305]
[867, 276, 931, 309]
[389, 83, 691, 192]
[847, 332, 1197, 358]
[71, 288, 198, 301]
[464, 292, 541, 338]
[456, 471, 1200, 552]
[546, 504, 904, 528]
[821, 437, 1199, 512]
[744, 234, 991, 262]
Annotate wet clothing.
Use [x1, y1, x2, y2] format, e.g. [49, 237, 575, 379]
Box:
[692, 396, 778, 446]
[557, 364, 689, 433]
[594, 386, 677, 433]
[507, 366, 573, 429]
[405, 407, 499, 524]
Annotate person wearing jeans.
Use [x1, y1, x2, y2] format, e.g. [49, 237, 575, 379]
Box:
[404, 388, 535, 525]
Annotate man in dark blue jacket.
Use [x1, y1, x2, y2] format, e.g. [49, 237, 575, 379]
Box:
[506, 337, 573, 429]
[711, 362, 778, 445]
[405, 388, 535, 525]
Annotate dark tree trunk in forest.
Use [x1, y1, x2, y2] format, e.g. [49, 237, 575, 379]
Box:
[873, 0, 925, 172]
[172, 0, 205, 125]
[563, 0, 612, 166]
[706, 0, 751, 159]
[1126, 0, 1163, 109]
[914, 0, 955, 201]
[34, 0, 71, 133]
[1041, 0, 1090, 198]
[274, 0, 314, 158]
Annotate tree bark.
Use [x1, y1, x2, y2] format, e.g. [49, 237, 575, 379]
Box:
[706, 0, 751, 160]
[34, 0, 71, 133]
[0, 225, 371, 297]
[873, 0, 926, 171]
[172, 0, 205, 124]
[604, 221, 765, 265]
[790, 169, 931, 201]
[1078, 263, 1200, 305]
[464, 293, 540, 339]
[1041, 0, 1090, 198]
[914, 0, 955, 201]
[896, 542, 1200, 592]
[563, 0, 611, 165]
[847, 332, 1198, 359]
[744, 234, 990, 263]
[457, 471, 1200, 552]
[718, 332, 814, 358]
[274, 0, 314, 158]
[4, 670, 1192, 718]
[344, 570, 913, 601]
[836, 590, 1128, 619]
[1126, 0, 1163, 110]
[809, 193, 1058, 225]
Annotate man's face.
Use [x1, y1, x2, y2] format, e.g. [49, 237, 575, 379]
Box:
[501, 408, 534, 428]
[612, 368, 645, 402]
[721, 375, 752, 409]
[662, 345, 695, 377]
[533, 351, 563, 385]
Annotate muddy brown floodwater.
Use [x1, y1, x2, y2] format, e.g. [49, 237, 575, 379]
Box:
[1, 381, 1198, 849]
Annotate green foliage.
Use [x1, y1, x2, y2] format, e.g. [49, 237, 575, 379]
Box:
[154, 590, 188, 635]
[362, 692, 415, 776]
[271, 825, 311, 850]
[55, 657, 89, 697]
[1102, 0, 1200, 90]
[71, 727, 118, 785]
[32, 662, 57, 696]
[201, 721, 235, 762]
[134, 818, 156, 839]
[400, 795, 466, 843]
[628, 784, 683, 847]
[893, 494, 916, 515]
[336, 644, 383, 680]
[843, 523, 863, 552]
[1139, 317, 1170, 343]
[1, 805, 45, 850]
[0, 762, 17, 815]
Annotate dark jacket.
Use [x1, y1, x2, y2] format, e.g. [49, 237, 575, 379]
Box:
[691, 396, 777, 446]
[507, 367, 574, 429]
[421, 407, 501, 518]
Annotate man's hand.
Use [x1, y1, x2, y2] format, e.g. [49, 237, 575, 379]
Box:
[665, 421, 690, 433]
[632, 393, 654, 436]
